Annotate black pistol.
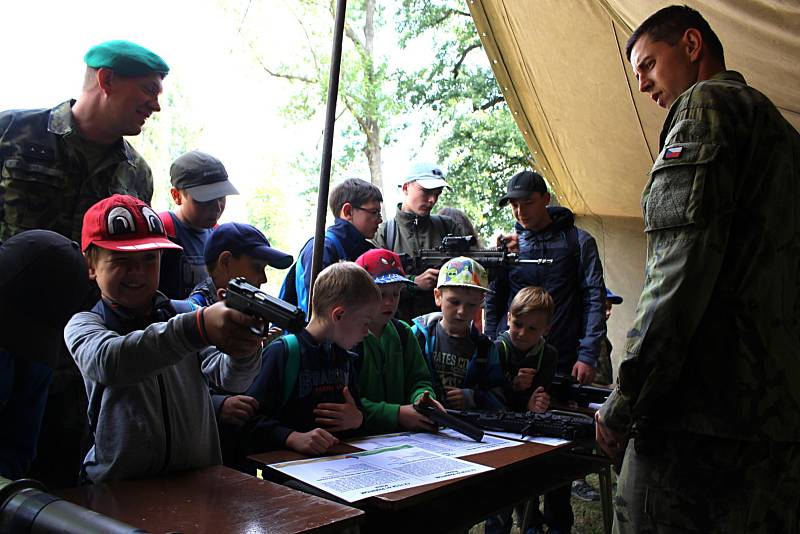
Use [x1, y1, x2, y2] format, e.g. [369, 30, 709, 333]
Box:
[415, 403, 485, 442]
[225, 277, 306, 334]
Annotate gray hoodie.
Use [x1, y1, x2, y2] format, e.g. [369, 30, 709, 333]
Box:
[65, 297, 260, 483]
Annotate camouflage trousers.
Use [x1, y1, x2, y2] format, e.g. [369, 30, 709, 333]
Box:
[613, 432, 800, 534]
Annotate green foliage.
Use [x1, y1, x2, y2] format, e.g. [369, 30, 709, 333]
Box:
[395, 0, 533, 238]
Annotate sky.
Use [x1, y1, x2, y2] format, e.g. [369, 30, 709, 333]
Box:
[0, 0, 439, 250]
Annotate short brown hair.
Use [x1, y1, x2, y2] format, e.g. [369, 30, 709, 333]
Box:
[509, 286, 554, 323]
[329, 178, 383, 217]
[311, 262, 380, 318]
[626, 5, 724, 64]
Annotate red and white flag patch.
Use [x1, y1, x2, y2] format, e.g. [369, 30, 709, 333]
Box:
[664, 146, 683, 159]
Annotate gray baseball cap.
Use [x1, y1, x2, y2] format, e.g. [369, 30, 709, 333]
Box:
[403, 162, 448, 190]
[170, 151, 239, 202]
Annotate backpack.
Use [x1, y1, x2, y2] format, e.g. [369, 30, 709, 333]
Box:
[279, 319, 410, 408]
[278, 230, 346, 312]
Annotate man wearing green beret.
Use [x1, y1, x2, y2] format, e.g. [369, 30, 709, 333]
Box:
[0, 39, 169, 243]
[0, 40, 168, 489]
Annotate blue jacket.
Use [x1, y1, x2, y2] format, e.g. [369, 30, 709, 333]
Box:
[485, 206, 606, 371]
[411, 312, 507, 410]
[279, 218, 373, 318]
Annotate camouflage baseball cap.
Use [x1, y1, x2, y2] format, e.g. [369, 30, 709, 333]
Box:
[437, 256, 492, 293]
[84, 40, 169, 76]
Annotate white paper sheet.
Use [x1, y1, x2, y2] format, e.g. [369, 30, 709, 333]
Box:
[484, 431, 570, 447]
[346, 429, 522, 458]
[268, 444, 493, 502]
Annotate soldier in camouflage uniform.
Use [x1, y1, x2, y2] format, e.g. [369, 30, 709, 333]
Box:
[0, 40, 168, 243]
[597, 6, 800, 533]
[0, 40, 168, 488]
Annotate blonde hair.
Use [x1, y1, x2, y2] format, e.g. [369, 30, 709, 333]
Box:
[311, 262, 380, 318]
[509, 286, 554, 323]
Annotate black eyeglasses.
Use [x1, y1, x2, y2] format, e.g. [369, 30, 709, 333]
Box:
[352, 205, 382, 219]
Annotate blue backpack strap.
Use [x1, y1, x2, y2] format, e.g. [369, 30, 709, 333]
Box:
[171, 299, 199, 314]
[280, 334, 300, 408]
[324, 230, 346, 261]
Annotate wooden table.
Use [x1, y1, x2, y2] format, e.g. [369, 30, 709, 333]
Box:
[250, 438, 609, 533]
[55, 465, 364, 533]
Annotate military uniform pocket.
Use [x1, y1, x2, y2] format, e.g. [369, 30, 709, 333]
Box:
[1, 158, 66, 230]
[643, 141, 718, 232]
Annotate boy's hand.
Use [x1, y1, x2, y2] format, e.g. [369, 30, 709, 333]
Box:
[264, 326, 283, 345]
[444, 387, 467, 409]
[219, 395, 259, 426]
[285, 429, 339, 455]
[497, 232, 519, 253]
[513, 368, 537, 391]
[313, 386, 363, 432]
[202, 303, 263, 357]
[414, 268, 439, 290]
[398, 405, 437, 432]
[527, 386, 550, 413]
[572, 361, 597, 384]
[415, 391, 445, 412]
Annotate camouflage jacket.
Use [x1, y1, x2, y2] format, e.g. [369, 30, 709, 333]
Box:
[600, 71, 800, 442]
[0, 100, 153, 243]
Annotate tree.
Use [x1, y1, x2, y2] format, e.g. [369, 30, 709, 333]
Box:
[395, 0, 533, 239]
[228, 0, 404, 211]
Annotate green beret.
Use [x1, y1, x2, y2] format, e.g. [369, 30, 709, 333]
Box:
[84, 40, 169, 76]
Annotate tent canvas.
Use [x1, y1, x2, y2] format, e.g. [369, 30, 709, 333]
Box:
[467, 0, 800, 368]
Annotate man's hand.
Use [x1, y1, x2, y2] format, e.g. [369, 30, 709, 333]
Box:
[527, 386, 550, 413]
[398, 405, 437, 432]
[595, 411, 628, 466]
[219, 395, 259, 426]
[285, 428, 339, 455]
[513, 368, 537, 391]
[313, 386, 363, 432]
[572, 361, 597, 385]
[445, 387, 467, 409]
[202, 303, 263, 357]
[497, 232, 519, 253]
[414, 268, 440, 291]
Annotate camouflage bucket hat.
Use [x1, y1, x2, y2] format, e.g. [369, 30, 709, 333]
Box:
[437, 256, 492, 293]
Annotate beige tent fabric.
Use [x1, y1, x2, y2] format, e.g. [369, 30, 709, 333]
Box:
[468, 1, 799, 375]
[468, 0, 800, 219]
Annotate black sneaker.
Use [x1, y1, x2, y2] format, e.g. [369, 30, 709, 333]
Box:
[571, 479, 600, 502]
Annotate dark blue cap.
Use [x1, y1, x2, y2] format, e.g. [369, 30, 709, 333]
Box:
[204, 223, 293, 269]
[605, 288, 623, 304]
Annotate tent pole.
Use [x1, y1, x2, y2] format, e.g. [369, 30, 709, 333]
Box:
[308, 0, 348, 311]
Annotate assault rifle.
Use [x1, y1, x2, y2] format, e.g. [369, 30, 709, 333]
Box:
[398, 235, 545, 276]
[548, 374, 612, 407]
[445, 409, 595, 441]
[225, 277, 306, 334]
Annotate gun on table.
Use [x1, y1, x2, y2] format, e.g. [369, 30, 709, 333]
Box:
[445, 409, 596, 441]
[548, 374, 612, 407]
[398, 235, 547, 277]
[225, 277, 306, 334]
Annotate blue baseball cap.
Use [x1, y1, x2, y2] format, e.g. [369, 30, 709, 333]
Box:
[204, 222, 293, 269]
[605, 288, 623, 304]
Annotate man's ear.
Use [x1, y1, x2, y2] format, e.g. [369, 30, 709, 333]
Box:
[401, 182, 410, 195]
[684, 28, 703, 62]
[340, 202, 354, 221]
[96, 68, 115, 94]
[170, 187, 183, 206]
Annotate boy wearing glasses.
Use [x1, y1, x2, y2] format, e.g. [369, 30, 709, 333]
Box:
[280, 178, 383, 318]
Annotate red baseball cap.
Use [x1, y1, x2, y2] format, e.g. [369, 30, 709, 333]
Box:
[81, 194, 183, 252]
[355, 248, 414, 285]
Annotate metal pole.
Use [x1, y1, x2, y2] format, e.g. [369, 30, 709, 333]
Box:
[308, 0, 348, 312]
